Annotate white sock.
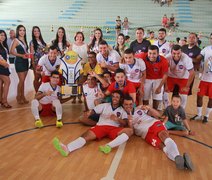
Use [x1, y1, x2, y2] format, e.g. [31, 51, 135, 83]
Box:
[163, 138, 180, 161]
[31, 99, 40, 120]
[52, 99, 62, 120]
[107, 133, 129, 148]
[163, 92, 169, 108]
[197, 107, 202, 117]
[205, 108, 212, 117]
[67, 137, 86, 152]
[180, 94, 187, 109]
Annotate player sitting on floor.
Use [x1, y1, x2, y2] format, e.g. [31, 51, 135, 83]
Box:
[123, 96, 194, 170]
[53, 90, 133, 156]
[31, 71, 71, 128]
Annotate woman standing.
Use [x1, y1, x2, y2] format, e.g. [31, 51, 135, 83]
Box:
[10, 25, 29, 104]
[113, 33, 127, 58]
[30, 26, 46, 92]
[0, 30, 11, 108]
[88, 28, 103, 53]
[51, 27, 70, 57]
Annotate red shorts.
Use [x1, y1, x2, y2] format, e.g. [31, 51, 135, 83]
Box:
[145, 121, 166, 149]
[40, 104, 56, 117]
[90, 125, 124, 140]
[131, 82, 142, 106]
[198, 81, 212, 98]
[41, 75, 62, 86]
[167, 77, 189, 95]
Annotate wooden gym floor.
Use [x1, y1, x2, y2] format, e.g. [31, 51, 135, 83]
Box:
[0, 76, 211, 180]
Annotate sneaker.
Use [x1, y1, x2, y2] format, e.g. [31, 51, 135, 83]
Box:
[202, 116, 208, 124]
[175, 155, 185, 170]
[35, 119, 44, 128]
[56, 120, 63, 128]
[183, 153, 194, 171]
[52, 137, 69, 157]
[99, 145, 112, 154]
[190, 115, 201, 121]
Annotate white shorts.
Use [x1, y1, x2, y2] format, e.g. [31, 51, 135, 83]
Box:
[143, 79, 164, 101]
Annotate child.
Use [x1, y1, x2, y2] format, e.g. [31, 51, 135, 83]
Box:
[124, 35, 130, 48]
[163, 94, 195, 136]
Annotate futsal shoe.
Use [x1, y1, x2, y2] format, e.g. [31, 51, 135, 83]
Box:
[175, 155, 185, 170]
[52, 137, 69, 157]
[99, 145, 111, 154]
[183, 153, 194, 171]
[56, 120, 63, 128]
[190, 115, 201, 121]
[202, 116, 208, 124]
[35, 119, 44, 128]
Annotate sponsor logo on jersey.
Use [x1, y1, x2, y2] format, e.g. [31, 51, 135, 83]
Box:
[189, 52, 193, 57]
[116, 112, 121, 117]
[179, 65, 184, 69]
[162, 49, 166, 53]
[137, 110, 143, 115]
[135, 69, 140, 73]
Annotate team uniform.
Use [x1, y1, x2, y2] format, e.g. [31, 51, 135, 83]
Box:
[130, 39, 151, 54]
[82, 62, 103, 76]
[91, 103, 128, 140]
[198, 45, 212, 98]
[135, 53, 168, 101]
[96, 50, 120, 72]
[132, 108, 166, 148]
[38, 54, 61, 83]
[154, 40, 171, 57]
[166, 53, 194, 95]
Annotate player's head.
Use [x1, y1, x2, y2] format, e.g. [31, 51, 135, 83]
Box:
[50, 71, 60, 85]
[171, 44, 182, 61]
[124, 48, 134, 64]
[87, 51, 97, 64]
[171, 94, 181, 109]
[148, 45, 159, 62]
[188, 33, 197, 46]
[99, 40, 109, 56]
[123, 95, 134, 114]
[114, 68, 126, 87]
[158, 28, 167, 40]
[87, 74, 97, 87]
[48, 45, 58, 60]
[111, 90, 123, 106]
[149, 31, 155, 38]
[136, 27, 144, 41]
[125, 35, 130, 42]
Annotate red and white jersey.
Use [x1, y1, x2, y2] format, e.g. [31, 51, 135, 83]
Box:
[154, 40, 171, 57]
[38, 54, 61, 76]
[200, 45, 212, 82]
[83, 83, 102, 110]
[96, 50, 120, 66]
[132, 108, 159, 139]
[38, 82, 60, 104]
[119, 58, 146, 83]
[166, 53, 193, 79]
[94, 103, 128, 127]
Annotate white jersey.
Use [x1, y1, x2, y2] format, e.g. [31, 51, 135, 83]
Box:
[166, 53, 193, 79]
[72, 43, 88, 64]
[83, 83, 101, 110]
[38, 54, 61, 76]
[119, 58, 146, 83]
[94, 103, 128, 127]
[132, 108, 159, 139]
[154, 40, 170, 57]
[200, 45, 212, 82]
[96, 50, 120, 66]
[38, 82, 60, 104]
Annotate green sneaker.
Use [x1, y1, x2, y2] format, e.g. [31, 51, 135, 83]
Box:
[35, 119, 44, 128]
[52, 137, 69, 157]
[99, 145, 112, 154]
[56, 120, 63, 128]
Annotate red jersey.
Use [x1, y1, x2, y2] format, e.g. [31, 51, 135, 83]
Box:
[135, 53, 168, 79]
[107, 80, 136, 94]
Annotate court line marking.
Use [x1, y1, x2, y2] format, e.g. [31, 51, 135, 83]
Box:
[100, 142, 126, 180]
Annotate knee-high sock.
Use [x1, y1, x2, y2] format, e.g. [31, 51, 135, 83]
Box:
[52, 99, 62, 120]
[205, 108, 212, 117]
[163, 138, 180, 161]
[163, 92, 169, 108]
[107, 133, 129, 148]
[180, 94, 187, 109]
[67, 137, 86, 152]
[31, 99, 40, 120]
[197, 107, 202, 117]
